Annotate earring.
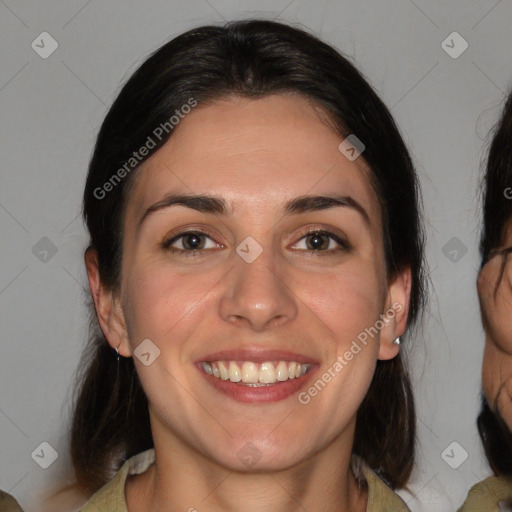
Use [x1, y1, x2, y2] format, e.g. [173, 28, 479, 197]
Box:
[115, 344, 121, 361]
[393, 337, 401, 346]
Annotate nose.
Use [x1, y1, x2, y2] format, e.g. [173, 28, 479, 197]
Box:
[218, 242, 298, 332]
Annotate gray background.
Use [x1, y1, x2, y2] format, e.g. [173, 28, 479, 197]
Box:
[1, 1, 511, 510]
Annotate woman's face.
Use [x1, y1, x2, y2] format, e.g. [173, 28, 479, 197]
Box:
[478, 219, 512, 431]
[100, 93, 409, 471]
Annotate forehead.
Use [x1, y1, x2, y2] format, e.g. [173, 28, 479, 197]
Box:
[126, 94, 380, 224]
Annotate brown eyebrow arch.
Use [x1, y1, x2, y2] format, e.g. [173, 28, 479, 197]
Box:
[283, 194, 370, 225]
[138, 193, 370, 227]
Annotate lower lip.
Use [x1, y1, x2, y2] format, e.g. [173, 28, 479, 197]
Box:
[196, 364, 317, 403]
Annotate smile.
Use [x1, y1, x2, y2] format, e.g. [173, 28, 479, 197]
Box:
[202, 360, 312, 385]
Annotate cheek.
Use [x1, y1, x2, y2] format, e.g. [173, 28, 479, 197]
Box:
[123, 253, 386, 353]
[496, 377, 512, 432]
[478, 260, 512, 354]
[297, 262, 385, 345]
[122, 265, 206, 348]
[482, 340, 499, 403]
[297, 263, 385, 397]
[482, 361, 494, 406]
[482, 341, 512, 414]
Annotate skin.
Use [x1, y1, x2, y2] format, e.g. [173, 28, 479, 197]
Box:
[478, 220, 512, 431]
[86, 93, 411, 512]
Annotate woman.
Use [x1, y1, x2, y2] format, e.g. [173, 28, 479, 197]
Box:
[458, 92, 512, 511]
[71, 19, 426, 511]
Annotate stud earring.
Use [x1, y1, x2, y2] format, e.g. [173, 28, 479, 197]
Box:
[393, 337, 401, 346]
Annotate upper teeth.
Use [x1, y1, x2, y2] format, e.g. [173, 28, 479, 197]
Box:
[202, 361, 311, 385]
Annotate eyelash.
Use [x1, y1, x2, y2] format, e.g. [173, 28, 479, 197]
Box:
[161, 228, 351, 258]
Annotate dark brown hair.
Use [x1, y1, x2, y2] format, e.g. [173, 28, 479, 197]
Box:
[477, 90, 512, 476]
[480, 91, 512, 266]
[71, 19, 426, 494]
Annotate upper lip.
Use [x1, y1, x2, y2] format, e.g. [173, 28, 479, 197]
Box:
[195, 348, 320, 365]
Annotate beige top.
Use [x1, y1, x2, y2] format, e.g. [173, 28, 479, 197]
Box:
[458, 476, 512, 512]
[0, 490, 24, 512]
[79, 449, 410, 511]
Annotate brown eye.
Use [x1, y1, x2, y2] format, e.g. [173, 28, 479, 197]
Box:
[305, 232, 331, 251]
[292, 229, 351, 254]
[178, 232, 205, 250]
[162, 231, 220, 256]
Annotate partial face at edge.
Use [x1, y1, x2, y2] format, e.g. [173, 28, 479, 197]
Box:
[478, 219, 512, 431]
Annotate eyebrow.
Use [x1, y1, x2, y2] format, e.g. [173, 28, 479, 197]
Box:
[138, 193, 370, 227]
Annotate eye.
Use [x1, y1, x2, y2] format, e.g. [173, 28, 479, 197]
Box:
[162, 228, 350, 258]
[292, 229, 351, 254]
[162, 230, 221, 256]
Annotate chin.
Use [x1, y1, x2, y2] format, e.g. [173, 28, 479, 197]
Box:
[201, 436, 310, 473]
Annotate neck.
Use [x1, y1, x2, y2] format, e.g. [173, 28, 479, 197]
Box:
[126, 420, 367, 512]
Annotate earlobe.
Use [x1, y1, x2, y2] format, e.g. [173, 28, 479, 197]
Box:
[84, 248, 132, 357]
[378, 267, 412, 361]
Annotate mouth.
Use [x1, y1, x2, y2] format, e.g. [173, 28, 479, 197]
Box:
[201, 360, 312, 385]
[195, 349, 319, 403]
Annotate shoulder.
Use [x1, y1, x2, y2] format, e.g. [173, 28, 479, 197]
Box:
[458, 476, 512, 512]
[80, 450, 409, 511]
[351, 455, 411, 512]
[0, 490, 24, 512]
[79, 449, 156, 512]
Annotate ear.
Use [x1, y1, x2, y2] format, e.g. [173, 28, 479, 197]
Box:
[378, 266, 412, 361]
[84, 248, 132, 357]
